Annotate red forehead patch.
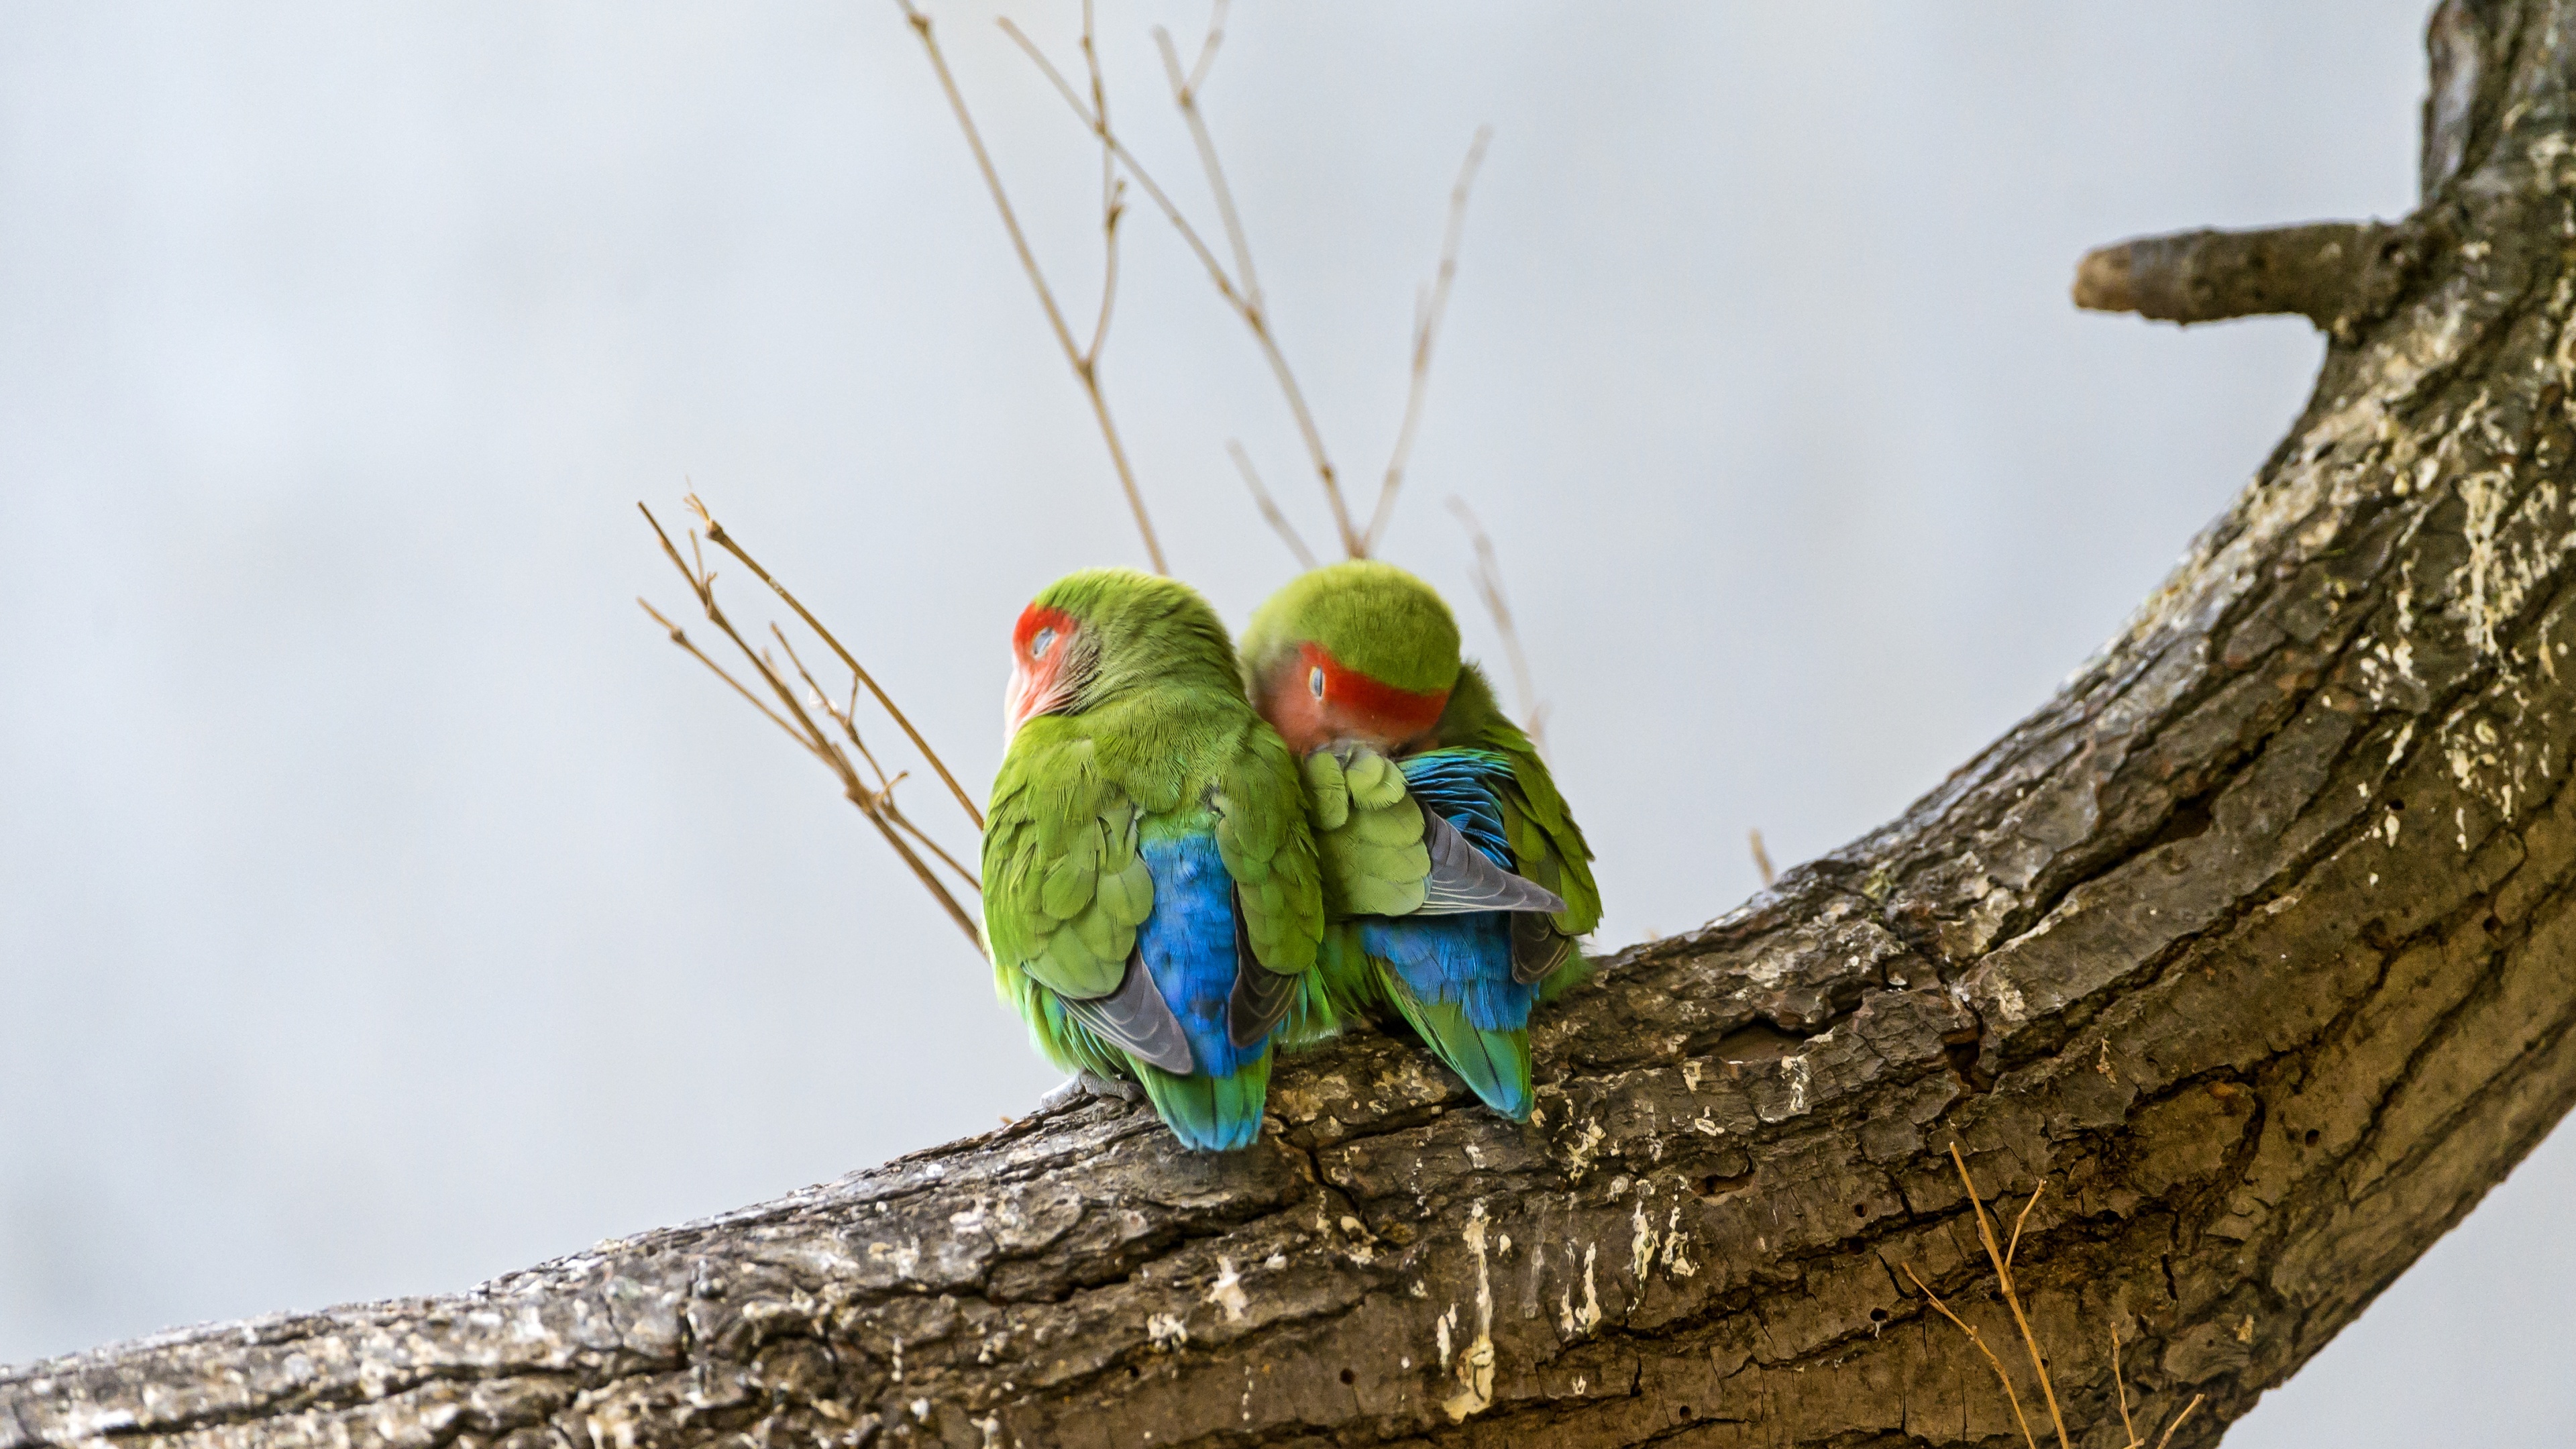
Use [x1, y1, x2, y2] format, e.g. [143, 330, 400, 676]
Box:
[1303, 641, 1449, 735]
[1014, 603, 1077, 655]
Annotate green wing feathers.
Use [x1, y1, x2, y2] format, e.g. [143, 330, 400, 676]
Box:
[1212, 725, 1325, 976]
[983, 718, 1157, 1002]
[1302, 744, 1432, 918]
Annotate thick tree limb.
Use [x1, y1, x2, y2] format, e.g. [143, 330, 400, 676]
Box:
[15, 2, 2576, 1445]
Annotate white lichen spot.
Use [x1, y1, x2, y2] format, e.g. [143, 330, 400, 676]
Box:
[1146, 1313, 1189, 1350]
[1263, 1252, 1285, 1270]
[1557, 1242, 1603, 1338]
[2383, 811, 2402, 847]
[1562, 1118, 1607, 1179]
[1680, 1059, 1705, 1093]
[1570, 1375, 1589, 1395]
[890, 1336, 904, 1383]
[2237, 1314, 2257, 1344]
[1630, 1195, 1659, 1283]
[1782, 1055, 1811, 1114]
[1992, 979, 2030, 1026]
[973, 1414, 1002, 1448]
[911, 1399, 932, 1422]
[1205, 1258, 1248, 1323]
[1660, 1208, 1698, 1277]
[1440, 1203, 1497, 1422]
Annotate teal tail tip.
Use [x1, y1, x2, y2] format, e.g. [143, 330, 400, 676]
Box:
[1474, 1077, 1536, 1122]
[1138, 1063, 1271, 1152]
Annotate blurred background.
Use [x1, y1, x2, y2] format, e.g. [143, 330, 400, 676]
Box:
[1, 1, 2565, 1440]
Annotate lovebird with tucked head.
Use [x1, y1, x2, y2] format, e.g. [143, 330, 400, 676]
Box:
[1238, 561, 1601, 1120]
[983, 568, 1327, 1151]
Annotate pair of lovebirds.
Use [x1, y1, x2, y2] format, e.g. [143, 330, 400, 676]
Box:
[981, 559, 1600, 1150]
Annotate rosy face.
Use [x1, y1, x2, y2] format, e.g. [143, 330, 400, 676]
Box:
[1256, 641, 1448, 756]
[1004, 603, 1081, 738]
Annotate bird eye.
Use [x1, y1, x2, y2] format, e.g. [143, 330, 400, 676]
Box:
[1030, 627, 1056, 660]
[1308, 665, 1326, 700]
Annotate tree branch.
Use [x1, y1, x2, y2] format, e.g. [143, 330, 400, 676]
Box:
[17, 4, 2576, 1447]
[2072, 220, 2430, 336]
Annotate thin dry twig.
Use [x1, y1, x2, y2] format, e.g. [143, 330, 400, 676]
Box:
[2006, 1179, 2046, 1272]
[2109, 1327, 2139, 1449]
[1152, 7, 1358, 557]
[1748, 828, 1776, 888]
[640, 503, 983, 949]
[1003, 5, 1360, 557]
[894, 0, 1167, 574]
[1363, 126, 1492, 554]
[1230, 439, 1318, 570]
[1949, 1144, 2072, 1449]
[1900, 1262, 2040, 1449]
[686, 494, 984, 832]
[770, 625, 984, 896]
[1446, 496, 1548, 749]
[2155, 1394, 2206, 1449]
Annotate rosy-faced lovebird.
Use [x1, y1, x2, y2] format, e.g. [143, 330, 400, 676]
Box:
[983, 568, 1328, 1151]
[1239, 561, 1601, 1120]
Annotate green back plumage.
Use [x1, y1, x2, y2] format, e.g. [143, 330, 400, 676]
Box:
[982, 570, 1326, 1130]
[1239, 560, 1463, 695]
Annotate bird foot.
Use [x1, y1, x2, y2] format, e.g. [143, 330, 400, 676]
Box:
[1036, 1071, 1143, 1111]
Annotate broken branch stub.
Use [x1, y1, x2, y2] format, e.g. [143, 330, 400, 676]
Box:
[16, 2, 2576, 1445]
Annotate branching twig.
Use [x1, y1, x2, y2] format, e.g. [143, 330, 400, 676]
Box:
[1949, 1144, 2070, 1449]
[640, 503, 983, 949]
[2155, 1395, 2206, 1449]
[2109, 1327, 2139, 1449]
[1900, 1263, 2040, 1449]
[1003, 5, 1359, 558]
[686, 495, 983, 833]
[1230, 439, 1318, 570]
[1152, 7, 1357, 557]
[894, 0, 1167, 574]
[1363, 126, 1491, 554]
[1446, 496, 1548, 749]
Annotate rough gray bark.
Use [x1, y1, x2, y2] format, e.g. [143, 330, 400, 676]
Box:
[13, 3, 2576, 1444]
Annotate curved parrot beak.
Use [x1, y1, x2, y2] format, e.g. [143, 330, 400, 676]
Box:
[1005, 604, 1081, 739]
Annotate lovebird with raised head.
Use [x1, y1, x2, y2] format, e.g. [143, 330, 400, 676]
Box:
[983, 568, 1327, 1151]
[1240, 561, 1601, 1120]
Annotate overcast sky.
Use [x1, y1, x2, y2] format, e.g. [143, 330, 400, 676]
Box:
[1, 2, 2566, 1440]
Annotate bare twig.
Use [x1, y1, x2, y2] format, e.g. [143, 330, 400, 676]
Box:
[641, 503, 983, 949]
[1446, 496, 1548, 749]
[1949, 1144, 2072, 1449]
[2109, 1327, 2139, 1449]
[1748, 828, 1776, 888]
[2155, 1394, 2206, 1449]
[638, 600, 813, 755]
[2006, 1179, 2046, 1272]
[1900, 1263, 2040, 1449]
[686, 495, 983, 832]
[1152, 9, 1357, 556]
[771, 625, 982, 897]
[1230, 439, 1318, 570]
[893, 0, 1166, 574]
[1002, 7, 1360, 557]
[1363, 126, 1491, 553]
[1079, 0, 1123, 367]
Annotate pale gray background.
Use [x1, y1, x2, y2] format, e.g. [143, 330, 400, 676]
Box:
[0, 3, 2562, 1440]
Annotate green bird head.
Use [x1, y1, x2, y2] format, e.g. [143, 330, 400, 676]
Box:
[1004, 568, 1241, 736]
[1239, 560, 1462, 755]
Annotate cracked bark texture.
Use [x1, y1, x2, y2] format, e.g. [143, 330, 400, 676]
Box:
[13, 2, 2576, 1444]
